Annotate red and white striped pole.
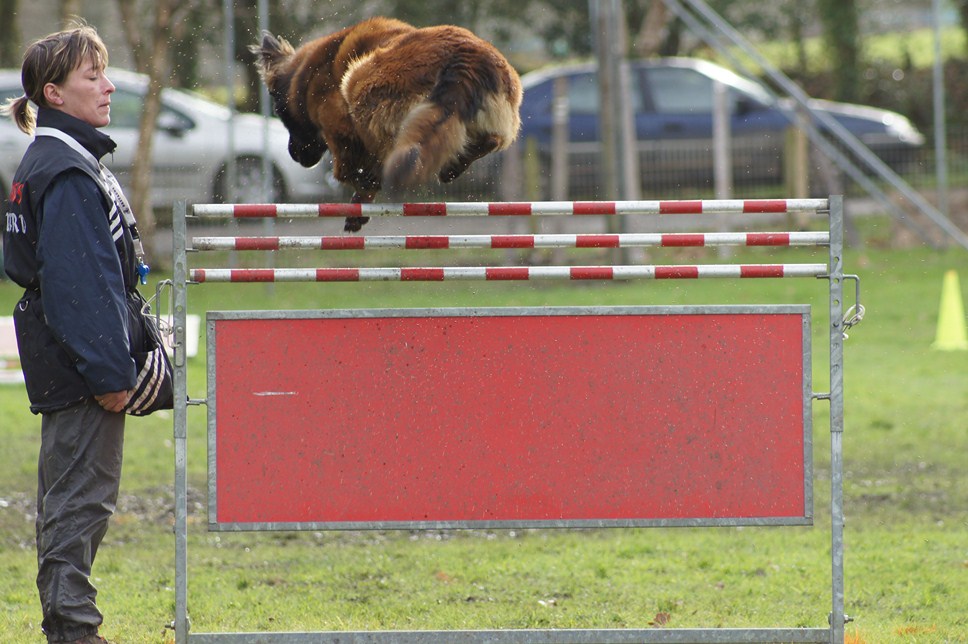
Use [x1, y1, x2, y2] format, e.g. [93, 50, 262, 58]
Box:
[191, 231, 829, 251]
[190, 263, 828, 283]
[191, 198, 829, 219]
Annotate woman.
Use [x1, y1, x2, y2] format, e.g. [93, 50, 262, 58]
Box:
[3, 23, 147, 644]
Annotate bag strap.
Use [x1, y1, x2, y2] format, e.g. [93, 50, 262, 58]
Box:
[35, 127, 150, 284]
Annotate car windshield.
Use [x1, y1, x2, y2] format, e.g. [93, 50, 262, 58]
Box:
[108, 88, 149, 129]
[103, 68, 233, 122]
[567, 70, 644, 115]
[108, 86, 195, 131]
[645, 66, 775, 114]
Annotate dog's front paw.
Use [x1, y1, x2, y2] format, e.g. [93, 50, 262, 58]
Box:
[343, 216, 370, 232]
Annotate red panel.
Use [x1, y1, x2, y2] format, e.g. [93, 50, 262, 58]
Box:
[212, 312, 806, 525]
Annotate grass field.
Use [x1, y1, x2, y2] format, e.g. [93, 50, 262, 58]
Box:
[1, 214, 966, 643]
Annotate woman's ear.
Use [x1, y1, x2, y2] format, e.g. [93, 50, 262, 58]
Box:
[43, 82, 63, 106]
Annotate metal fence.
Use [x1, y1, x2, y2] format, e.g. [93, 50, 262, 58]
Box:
[436, 126, 968, 204]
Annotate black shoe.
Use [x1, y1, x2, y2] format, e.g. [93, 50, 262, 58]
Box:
[59, 634, 114, 644]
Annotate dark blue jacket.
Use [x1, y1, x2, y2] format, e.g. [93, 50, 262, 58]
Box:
[4, 108, 139, 413]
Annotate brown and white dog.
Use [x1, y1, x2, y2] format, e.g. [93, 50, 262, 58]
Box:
[252, 17, 523, 231]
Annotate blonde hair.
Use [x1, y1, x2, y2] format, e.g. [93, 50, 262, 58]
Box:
[1, 21, 109, 134]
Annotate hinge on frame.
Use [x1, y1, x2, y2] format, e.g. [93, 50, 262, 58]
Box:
[841, 274, 864, 339]
[819, 273, 864, 339]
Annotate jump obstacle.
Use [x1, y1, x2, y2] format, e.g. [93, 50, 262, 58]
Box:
[171, 196, 855, 643]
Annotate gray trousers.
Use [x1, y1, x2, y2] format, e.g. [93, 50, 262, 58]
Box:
[36, 398, 125, 642]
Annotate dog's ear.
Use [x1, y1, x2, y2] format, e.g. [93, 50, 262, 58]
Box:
[250, 31, 295, 72]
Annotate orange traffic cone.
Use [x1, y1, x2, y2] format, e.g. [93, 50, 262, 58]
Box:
[932, 270, 968, 351]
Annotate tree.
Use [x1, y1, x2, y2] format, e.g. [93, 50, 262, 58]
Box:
[956, 0, 968, 56]
[224, 0, 370, 113]
[817, 0, 861, 102]
[0, 0, 19, 68]
[59, 0, 81, 25]
[784, 0, 812, 76]
[116, 0, 204, 254]
[633, 1, 670, 57]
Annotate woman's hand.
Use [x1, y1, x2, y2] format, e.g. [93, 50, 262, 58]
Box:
[95, 390, 132, 413]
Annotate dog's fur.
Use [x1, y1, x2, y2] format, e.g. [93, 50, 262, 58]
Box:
[252, 17, 523, 231]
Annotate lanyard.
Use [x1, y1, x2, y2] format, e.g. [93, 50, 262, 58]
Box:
[35, 127, 150, 284]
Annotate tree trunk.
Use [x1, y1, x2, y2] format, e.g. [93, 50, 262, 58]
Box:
[117, 0, 149, 73]
[128, 0, 175, 261]
[633, 0, 669, 58]
[817, 0, 861, 102]
[59, 0, 81, 27]
[957, 0, 968, 57]
[0, 0, 20, 68]
[786, 0, 810, 76]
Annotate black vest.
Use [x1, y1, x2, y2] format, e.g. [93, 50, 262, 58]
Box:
[3, 109, 140, 412]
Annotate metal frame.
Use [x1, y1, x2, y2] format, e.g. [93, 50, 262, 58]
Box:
[171, 196, 848, 644]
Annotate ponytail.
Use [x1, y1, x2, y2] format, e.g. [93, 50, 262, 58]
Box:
[1, 94, 37, 135]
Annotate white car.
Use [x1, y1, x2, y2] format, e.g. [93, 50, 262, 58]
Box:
[0, 68, 342, 209]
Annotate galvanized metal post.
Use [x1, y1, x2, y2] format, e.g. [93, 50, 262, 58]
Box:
[712, 81, 732, 199]
[828, 195, 846, 643]
[932, 0, 949, 219]
[172, 200, 190, 643]
[590, 0, 637, 264]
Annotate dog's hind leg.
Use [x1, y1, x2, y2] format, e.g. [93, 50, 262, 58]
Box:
[383, 102, 467, 192]
[438, 135, 501, 183]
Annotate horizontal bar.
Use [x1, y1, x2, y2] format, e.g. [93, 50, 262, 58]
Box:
[191, 231, 830, 251]
[189, 264, 828, 283]
[188, 627, 831, 643]
[211, 515, 813, 532]
[190, 199, 829, 219]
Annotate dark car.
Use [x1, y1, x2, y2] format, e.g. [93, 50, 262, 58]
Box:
[518, 57, 925, 196]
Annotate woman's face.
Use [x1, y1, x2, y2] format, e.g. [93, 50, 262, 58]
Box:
[45, 59, 115, 128]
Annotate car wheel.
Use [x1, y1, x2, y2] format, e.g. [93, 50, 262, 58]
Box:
[213, 156, 287, 204]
